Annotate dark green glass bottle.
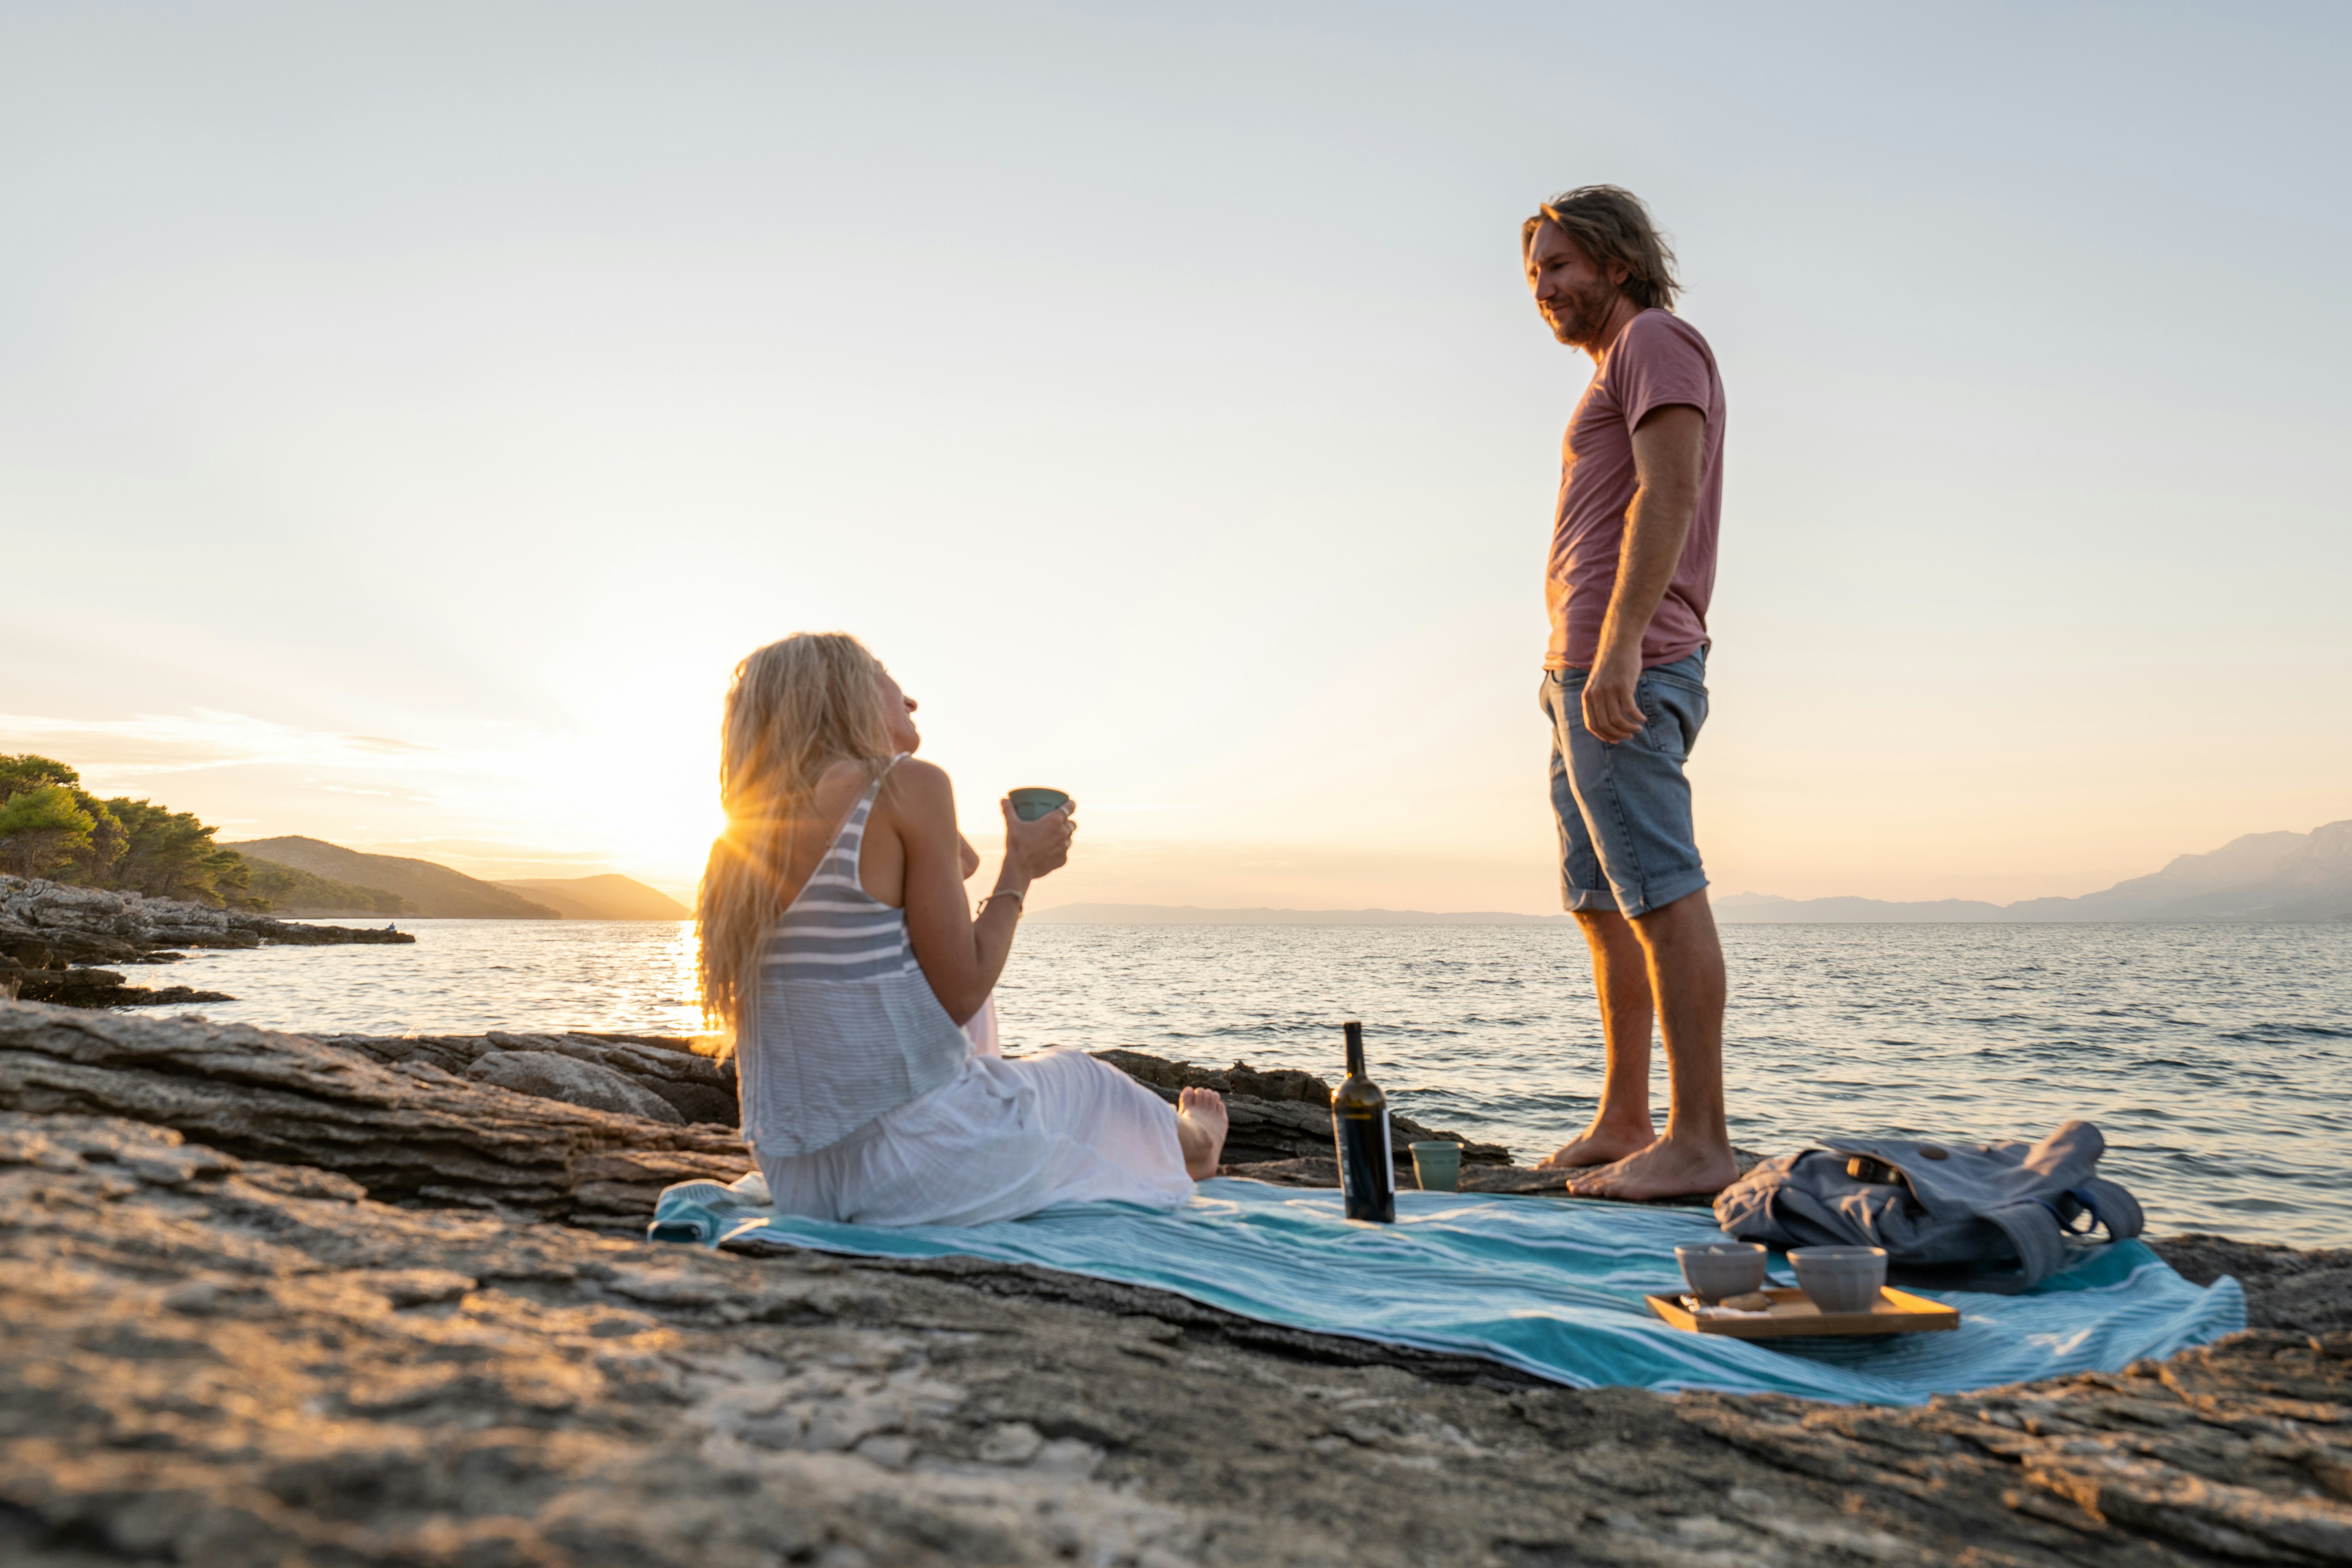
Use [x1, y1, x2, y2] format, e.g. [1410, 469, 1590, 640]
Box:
[1331, 1020, 1395, 1223]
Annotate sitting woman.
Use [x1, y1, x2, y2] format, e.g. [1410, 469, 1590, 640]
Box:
[697, 632, 1227, 1226]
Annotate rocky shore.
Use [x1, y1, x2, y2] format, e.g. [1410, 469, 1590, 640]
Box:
[4, 999, 2348, 1566]
[0, 875, 411, 1009]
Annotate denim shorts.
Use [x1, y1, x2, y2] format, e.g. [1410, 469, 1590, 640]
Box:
[1539, 649, 1710, 918]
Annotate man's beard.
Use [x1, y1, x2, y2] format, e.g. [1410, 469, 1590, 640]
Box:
[1547, 277, 1620, 348]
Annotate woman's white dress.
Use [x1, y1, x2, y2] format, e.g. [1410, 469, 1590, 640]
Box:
[735, 763, 1192, 1227]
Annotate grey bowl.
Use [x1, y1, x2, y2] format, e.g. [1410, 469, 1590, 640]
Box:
[1789, 1246, 1888, 1313]
[1675, 1242, 1767, 1302]
[1008, 787, 1071, 822]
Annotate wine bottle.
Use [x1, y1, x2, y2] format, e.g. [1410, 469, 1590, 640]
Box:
[1331, 1020, 1396, 1223]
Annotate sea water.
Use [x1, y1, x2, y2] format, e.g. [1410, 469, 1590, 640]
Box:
[158, 919, 2352, 1247]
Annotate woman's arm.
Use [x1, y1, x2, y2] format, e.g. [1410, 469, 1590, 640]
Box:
[891, 759, 1074, 1025]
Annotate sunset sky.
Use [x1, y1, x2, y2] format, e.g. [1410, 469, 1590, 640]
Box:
[5, 4, 2347, 911]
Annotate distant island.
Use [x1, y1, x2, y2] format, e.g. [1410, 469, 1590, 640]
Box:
[223, 838, 688, 921]
[1030, 904, 1577, 926]
[225, 837, 560, 919]
[1715, 819, 2352, 924]
[240, 857, 412, 917]
[1037, 819, 2352, 926]
[493, 875, 691, 920]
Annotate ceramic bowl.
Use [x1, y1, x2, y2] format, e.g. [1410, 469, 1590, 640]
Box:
[1008, 787, 1071, 822]
[1675, 1242, 1768, 1302]
[1789, 1245, 1888, 1312]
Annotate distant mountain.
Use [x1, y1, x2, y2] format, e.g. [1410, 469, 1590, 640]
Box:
[1030, 904, 1577, 926]
[1718, 820, 2352, 924]
[239, 857, 414, 917]
[225, 837, 559, 920]
[1712, 893, 2010, 923]
[1039, 820, 2352, 927]
[2006, 821, 2352, 922]
[495, 875, 690, 920]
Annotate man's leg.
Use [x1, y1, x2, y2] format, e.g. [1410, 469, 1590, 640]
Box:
[1537, 908, 1657, 1167]
[1563, 887, 1734, 1199]
[1535, 670, 1659, 1167]
[1550, 653, 1737, 1200]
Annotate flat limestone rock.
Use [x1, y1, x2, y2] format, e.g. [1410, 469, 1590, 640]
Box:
[0, 999, 745, 1225]
[2153, 1232, 2352, 1336]
[1092, 1046, 1515, 1168]
[324, 1029, 740, 1126]
[468, 1049, 686, 1125]
[1225, 1153, 1771, 1207]
[0, 872, 411, 967]
[301, 1034, 1518, 1169]
[9, 964, 238, 1009]
[3, 1085, 2349, 1567]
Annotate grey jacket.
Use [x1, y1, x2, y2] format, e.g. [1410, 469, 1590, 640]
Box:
[1712, 1120, 2144, 1293]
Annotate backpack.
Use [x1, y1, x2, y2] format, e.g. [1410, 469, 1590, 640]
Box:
[1711, 1119, 2145, 1294]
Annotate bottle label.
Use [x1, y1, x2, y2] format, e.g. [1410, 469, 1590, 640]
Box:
[1334, 1107, 1396, 1223]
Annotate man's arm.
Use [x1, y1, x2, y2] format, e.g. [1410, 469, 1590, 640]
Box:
[1581, 403, 1706, 743]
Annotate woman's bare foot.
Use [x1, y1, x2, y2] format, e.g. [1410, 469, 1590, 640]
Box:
[1174, 1086, 1229, 1180]
[1535, 1116, 1657, 1171]
[1561, 1134, 1739, 1201]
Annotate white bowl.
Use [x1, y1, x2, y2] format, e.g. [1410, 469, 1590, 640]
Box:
[1789, 1246, 1887, 1312]
[1675, 1242, 1767, 1302]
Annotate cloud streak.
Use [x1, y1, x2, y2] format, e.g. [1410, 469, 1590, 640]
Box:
[0, 711, 444, 780]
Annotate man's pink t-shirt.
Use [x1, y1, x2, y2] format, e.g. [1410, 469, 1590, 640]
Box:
[1544, 309, 1726, 670]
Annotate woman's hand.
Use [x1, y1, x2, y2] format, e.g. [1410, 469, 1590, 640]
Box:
[998, 797, 1076, 884]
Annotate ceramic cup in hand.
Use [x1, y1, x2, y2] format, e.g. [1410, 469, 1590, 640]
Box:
[1008, 787, 1071, 822]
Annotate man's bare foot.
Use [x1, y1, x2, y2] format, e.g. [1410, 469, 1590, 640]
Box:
[1561, 1134, 1739, 1201]
[1175, 1087, 1228, 1180]
[1535, 1121, 1657, 1171]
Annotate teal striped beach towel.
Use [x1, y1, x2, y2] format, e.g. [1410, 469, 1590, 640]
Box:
[649, 1174, 2243, 1404]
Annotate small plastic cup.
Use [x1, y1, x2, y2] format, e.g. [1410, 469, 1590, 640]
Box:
[1675, 1241, 1768, 1303]
[1408, 1141, 1462, 1192]
[1008, 788, 1071, 822]
[1789, 1246, 1888, 1313]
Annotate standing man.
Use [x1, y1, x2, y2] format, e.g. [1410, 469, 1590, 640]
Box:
[1523, 186, 1737, 1200]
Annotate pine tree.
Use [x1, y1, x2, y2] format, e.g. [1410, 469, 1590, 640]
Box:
[104, 798, 253, 906]
[0, 754, 126, 883]
[0, 785, 97, 878]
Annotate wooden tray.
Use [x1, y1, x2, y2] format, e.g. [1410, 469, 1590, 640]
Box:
[1644, 1285, 1959, 1338]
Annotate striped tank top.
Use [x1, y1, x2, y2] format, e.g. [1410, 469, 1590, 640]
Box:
[736, 758, 971, 1157]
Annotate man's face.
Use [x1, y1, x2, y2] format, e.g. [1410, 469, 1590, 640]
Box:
[1525, 222, 1624, 349]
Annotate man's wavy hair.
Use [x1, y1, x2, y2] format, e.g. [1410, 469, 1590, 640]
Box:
[1521, 185, 1681, 312]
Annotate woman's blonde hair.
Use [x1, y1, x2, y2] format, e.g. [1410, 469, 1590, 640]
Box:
[696, 632, 899, 1036]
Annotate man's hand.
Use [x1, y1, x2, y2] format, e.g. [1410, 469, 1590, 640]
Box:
[1583, 403, 1705, 743]
[1580, 647, 1647, 744]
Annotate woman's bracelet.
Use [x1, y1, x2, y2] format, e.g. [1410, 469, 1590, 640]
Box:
[980, 889, 1025, 915]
